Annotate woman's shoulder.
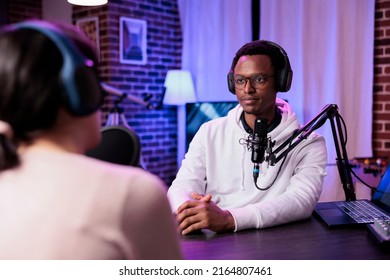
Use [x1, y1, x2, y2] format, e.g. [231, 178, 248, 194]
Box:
[80, 154, 166, 190]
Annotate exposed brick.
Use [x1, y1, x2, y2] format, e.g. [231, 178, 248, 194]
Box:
[375, 0, 390, 159]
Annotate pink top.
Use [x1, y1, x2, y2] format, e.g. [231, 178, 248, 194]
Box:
[0, 149, 182, 259]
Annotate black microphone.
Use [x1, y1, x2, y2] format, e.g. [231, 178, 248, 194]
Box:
[252, 118, 268, 184]
[251, 118, 268, 164]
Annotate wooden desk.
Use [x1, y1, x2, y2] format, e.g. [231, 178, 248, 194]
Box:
[180, 215, 390, 260]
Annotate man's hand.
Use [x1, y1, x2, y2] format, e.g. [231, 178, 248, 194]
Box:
[175, 193, 235, 235]
[189, 192, 212, 201]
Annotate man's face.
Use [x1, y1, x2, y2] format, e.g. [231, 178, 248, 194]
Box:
[233, 54, 277, 119]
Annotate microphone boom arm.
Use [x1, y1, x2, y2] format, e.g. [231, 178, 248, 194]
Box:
[267, 104, 356, 201]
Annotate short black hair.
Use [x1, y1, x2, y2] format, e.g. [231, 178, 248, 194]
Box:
[229, 40, 287, 76]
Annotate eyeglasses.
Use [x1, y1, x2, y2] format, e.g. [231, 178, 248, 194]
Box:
[233, 74, 274, 90]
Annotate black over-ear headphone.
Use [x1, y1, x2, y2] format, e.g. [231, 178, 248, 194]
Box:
[227, 40, 293, 94]
[11, 20, 103, 116]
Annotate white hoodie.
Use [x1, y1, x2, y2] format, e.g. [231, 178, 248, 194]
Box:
[168, 98, 327, 231]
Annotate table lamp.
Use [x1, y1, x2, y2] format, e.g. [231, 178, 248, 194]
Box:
[163, 70, 196, 169]
[67, 0, 107, 6]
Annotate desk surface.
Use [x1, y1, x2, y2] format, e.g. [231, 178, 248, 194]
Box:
[180, 215, 390, 260]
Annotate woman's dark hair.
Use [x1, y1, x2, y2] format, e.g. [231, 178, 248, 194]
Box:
[0, 21, 99, 171]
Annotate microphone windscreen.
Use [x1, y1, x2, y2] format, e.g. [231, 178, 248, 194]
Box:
[251, 118, 268, 163]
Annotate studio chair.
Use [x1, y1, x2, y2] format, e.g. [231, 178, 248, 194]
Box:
[86, 125, 141, 167]
[86, 106, 142, 167]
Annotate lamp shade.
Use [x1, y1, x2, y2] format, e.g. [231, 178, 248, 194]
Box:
[67, 0, 107, 6]
[163, 70, 196, 105]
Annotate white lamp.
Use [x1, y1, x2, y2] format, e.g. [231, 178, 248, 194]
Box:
[163, 70, 196, 169]
[163, 70, 196, 105]
[67, 0, 107, 6]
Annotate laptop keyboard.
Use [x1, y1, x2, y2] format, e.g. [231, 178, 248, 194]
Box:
[335, 200, 390, 223]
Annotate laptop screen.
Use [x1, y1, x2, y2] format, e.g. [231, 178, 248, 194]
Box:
[372, 165, 390, 212]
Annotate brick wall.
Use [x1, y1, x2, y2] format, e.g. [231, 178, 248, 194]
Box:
[5, 0, 41, 23]
[72, 1, 182, 185]
[374, 0, 390, 160]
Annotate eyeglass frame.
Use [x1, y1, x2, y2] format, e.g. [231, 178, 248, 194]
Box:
[233, 73, 274, 90]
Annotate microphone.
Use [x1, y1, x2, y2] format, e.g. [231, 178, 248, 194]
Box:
[100, 82, 155, 109]
[251, 118, 268, 183]
[252, 118, 268, 164]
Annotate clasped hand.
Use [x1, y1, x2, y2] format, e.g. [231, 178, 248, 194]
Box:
[175, 192, 235, 235]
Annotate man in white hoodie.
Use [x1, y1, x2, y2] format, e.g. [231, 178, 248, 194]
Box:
[168, 40, 327, 235]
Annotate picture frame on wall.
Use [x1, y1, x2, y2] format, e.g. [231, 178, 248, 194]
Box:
[76, 17, 100, 54]
[119, 17, 147, 65]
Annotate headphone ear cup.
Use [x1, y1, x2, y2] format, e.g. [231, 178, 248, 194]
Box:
[276, 59, 293, 92]
[227, 71, 236, 94]
[264, 40, 293, 92]
[69, 66, 104, 115]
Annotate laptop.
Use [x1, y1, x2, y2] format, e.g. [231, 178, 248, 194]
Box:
[314, 165, 390, 227]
